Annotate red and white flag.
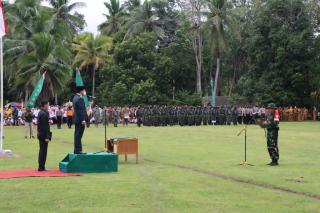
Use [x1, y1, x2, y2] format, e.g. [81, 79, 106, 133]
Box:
[274, 109, 280, 122]
[0, 0, 6, 37]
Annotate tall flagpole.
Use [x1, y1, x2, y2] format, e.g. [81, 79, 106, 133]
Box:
[0, 0, 10, 156]
[0, 36, 3, 152]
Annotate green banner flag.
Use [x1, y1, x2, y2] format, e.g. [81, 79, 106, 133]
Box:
[75, 68, 90, 108]
[211, 79, 215, 107]
[27, 74, 45, 109]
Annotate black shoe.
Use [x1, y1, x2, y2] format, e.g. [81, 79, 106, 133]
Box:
[266, 162, 273, 165]
[269, 162, 278, 166]
[38, 168, 48, 172]
[74, 152, 87, 155]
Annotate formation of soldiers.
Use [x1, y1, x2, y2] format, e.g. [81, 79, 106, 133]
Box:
[136, 106, 263, 127]
[3, 103, 319, 128]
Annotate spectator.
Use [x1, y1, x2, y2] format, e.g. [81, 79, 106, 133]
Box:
[56, 107, 64, 129]
[22, 108, 35, 139]
[66, 106, 73, 128]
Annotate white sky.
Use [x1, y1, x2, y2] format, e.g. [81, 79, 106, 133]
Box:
[42, 0, 106, 35]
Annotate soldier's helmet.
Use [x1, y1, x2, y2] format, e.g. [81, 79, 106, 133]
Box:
[266, 103, 277, 109]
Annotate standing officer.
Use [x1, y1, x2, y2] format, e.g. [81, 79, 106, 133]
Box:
[37, 100, 51, 171]
[73, 86, 87, 154]
[258, 103, 280, 166]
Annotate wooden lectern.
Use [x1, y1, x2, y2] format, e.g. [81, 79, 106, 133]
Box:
[106, 138, 138, 164]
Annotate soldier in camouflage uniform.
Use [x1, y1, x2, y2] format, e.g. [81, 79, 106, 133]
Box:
[219, 107, 226, 125]
[159, 106, 164, 126]
[173, 107, 178, 125]
[226, 106, 232, 125]
[164, 106, 169, 126]
[202, 107, 209, 125]
[258, 103, 280, 166]
[136, 106, 143, 127]
[187, 107, 194, 126]
[146, 106, 152, 126]
[232, 106, 238, 125]
[195, 106, 202, 126]
[168, 106, 175, 126]
[178, 106, 186, 126]
[211, 107, 217, 125]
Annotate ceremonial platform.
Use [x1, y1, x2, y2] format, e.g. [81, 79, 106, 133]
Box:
[59, 152, 118, 173]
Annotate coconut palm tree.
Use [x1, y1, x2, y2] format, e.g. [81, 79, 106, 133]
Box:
[72, 33, 112, 98]
[123, 0, 141, 12]
[98, 0, 125, 36]
[124, 0, 165, 39]
[45, 0, 86, 37]
[205, 0, 238, 101]
[4, 0, 41, 39]
[14, 32, 71, 98]
[4, 0, 81, 102]
[4, 7, 60, 82]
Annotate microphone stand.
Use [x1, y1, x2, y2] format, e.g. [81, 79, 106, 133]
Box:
[104, 109, 107, 151]
[237, 117, 255, 166]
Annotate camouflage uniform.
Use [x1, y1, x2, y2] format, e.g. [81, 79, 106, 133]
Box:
[177, 107, 183, 126]
[226, 106, 232, 125]
[266, 112, 280, 164]
[259, 103, 280, 166]
[136, 107, 143, 127]
[202, 107, 209, 125]
[195, 107, 202, 126]
[232, 107, 238, 125]
[187, 107, 195, 126]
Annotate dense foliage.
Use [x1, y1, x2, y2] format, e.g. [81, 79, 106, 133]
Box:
[3, 0, 320, 107]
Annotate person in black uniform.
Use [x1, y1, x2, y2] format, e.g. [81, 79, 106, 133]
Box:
[73, 86, 87, 154]
[37, 100, 51, 171]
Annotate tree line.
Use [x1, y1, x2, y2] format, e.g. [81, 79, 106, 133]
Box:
[3, 0, 320, 107]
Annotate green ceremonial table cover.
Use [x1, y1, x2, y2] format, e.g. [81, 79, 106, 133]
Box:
[59, 152, 118, 173]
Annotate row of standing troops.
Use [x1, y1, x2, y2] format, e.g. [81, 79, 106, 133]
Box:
[135, 106, 267, 127]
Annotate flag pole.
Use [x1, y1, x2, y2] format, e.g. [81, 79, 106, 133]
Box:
[210, 77, 215, 107]
[0, 0, 10, 156]
[0, 36, 4, 152]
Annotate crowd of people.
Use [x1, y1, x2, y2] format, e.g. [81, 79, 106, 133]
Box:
[1, 103, 319, 137]
[278, 106, 318, 121]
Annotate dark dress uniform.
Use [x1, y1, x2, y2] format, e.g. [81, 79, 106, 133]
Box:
[37, 109, 51, 170]
[73, 94, 86, 154]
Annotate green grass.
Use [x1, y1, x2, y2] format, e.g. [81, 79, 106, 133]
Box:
[0, 122, 320, 213]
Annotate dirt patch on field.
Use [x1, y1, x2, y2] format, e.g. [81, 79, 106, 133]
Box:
[286, 177, 308, 183]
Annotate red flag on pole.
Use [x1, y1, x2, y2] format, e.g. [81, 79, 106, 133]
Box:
[0, 0, 6, 37]
[274, 109, 280, 122]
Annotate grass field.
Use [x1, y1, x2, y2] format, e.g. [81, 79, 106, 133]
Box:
[0, 122, 319, 213]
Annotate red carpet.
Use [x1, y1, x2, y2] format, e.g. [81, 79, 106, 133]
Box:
[0, 169, 82, 179]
